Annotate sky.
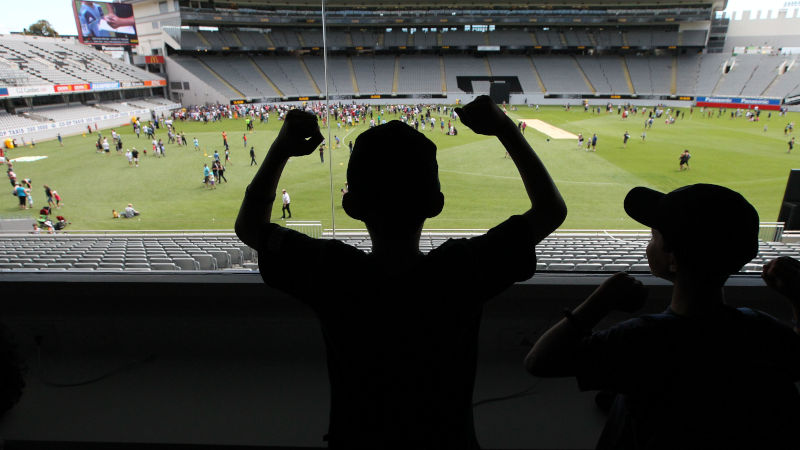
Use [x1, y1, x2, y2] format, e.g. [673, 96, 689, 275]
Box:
[0, 0, 794, 36]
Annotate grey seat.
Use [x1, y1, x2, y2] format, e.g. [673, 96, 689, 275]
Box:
[629, 264, 652, 272]
[151, 263, 179, 271]
[192, 254, 217, 270]
[602, 263, 630, 272]
[222, 248, 243, 266]
[741, 263, 763, 273]
[547, 263, 575, 271]
[73, 263, 98, 269]
[149, 257, 174, 264]
[574, 263, 603, 271]
[208, 250, 231, 269]
[240, 246, 257, 262]
[173, 258, 200, 271]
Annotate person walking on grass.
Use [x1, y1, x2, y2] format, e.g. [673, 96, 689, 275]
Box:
[789, 137, 795, 154]
[14, 183, 27, 210]
[679, 149, 691, 171]
[250, 147, 257, 166]
[280, 188, 291, 219]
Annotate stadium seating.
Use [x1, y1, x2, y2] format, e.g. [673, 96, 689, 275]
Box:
[251, 55, 316, 97]
[693, 53, 729, 96]
[488, 55, 543, 94]
[675, 54, 702, 96]
[350, 30, 380, 48]
[0, 35, 162, 85]
[575, 56, 630, 94]
[625, 56, 673, 95]
[444, 55, 488, 94]
[301, 56, 344, 96]
[164, 46, 800, 100]
[0, 233, 796, 274]
[765, 58, 800, 97]
[488, 30, 533, 47]
[351, 54, 395, 95]
[0, 112, 45, 130]
[715, 55, 764, 96]
[395, 55, 441, 94]
[533, 55, 589, 94]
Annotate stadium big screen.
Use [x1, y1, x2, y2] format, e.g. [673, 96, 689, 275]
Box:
[72, 0, 138, 46]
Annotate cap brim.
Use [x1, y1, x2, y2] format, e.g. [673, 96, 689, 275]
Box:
[624, 187, 665, 229]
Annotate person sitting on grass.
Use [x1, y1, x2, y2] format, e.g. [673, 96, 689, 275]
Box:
[525, 183, 800, 450]
[235, 95, 567, 449]
[123, 203, 139, 218]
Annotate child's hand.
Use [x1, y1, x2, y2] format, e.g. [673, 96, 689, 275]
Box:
[455, 95, 514, 136]
[590, 272, 648, 313]
[275, 110, 324, 157]
[762, 256, 800, 304]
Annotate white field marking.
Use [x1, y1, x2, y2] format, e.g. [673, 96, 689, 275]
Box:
[9, 156, 48, 162]
[523, 119, 578, 140]
[439, 169, 620, 185]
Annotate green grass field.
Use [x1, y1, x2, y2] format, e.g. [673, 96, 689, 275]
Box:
[2, 105, 798, 231]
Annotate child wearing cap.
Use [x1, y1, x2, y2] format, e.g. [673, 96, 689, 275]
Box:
[235, 96, 567, 449]
[525, 183, 800, 450]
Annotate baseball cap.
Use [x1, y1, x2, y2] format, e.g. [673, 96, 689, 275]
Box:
[624, 184, 759, 275]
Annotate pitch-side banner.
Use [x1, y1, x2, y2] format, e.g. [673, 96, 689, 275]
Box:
[696, 96, 782, 111]
[73, 0, 138, 46]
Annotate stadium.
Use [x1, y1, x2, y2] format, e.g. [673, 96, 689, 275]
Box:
[1, 0, 800, 448]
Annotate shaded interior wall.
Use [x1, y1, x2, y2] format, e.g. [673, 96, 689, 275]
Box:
[0, 273, 793, 449]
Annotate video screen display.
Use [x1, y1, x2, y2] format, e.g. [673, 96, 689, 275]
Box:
[72, 0, 138, 46]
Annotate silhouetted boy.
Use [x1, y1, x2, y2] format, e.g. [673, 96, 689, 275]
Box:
[526, 183, 800, 450]
[236, 96, 566, 449]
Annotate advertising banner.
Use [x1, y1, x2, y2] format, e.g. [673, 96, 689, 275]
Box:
[144, 55, 165, 64]
[54, 83, 92, 93]
[696, 96, 782, 111]
[90, 81, 121, 91]
[6, 85, 54, 97]
[0, 88, 8, 97]
[73, 0, 138, 46]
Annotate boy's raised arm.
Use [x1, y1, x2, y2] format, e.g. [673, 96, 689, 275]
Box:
[455, 96, 567, 243]
[762, 256, 800, 335]
[235, 110, 324, 249]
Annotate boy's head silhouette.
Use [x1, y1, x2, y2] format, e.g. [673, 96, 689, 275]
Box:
[343, 121, 443, 232]
[624, 183, 758, 285]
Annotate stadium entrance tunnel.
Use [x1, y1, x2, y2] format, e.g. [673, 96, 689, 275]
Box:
[456, 76, 522, 97]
